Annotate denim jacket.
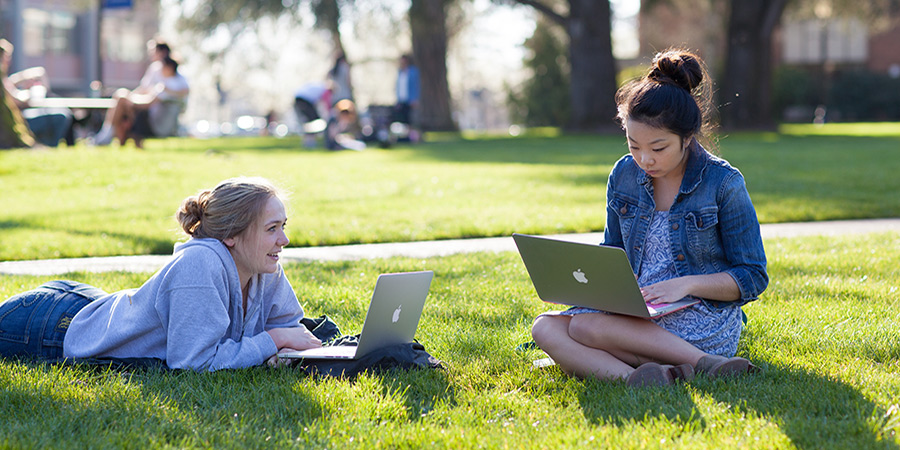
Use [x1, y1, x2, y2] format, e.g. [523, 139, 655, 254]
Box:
[603, 143, 768, 308]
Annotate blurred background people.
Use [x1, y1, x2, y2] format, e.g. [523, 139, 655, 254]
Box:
[394, 53, 420, 143]
[327, 52, 353, 106]
[110, 56, 189, 148]
[394, 54, 419, 125]
[293, 82, 331, 147]
[1, 39, 71, 148]
[93, 39, 173, 145]
[325, 99, 365, 151]
[293, 82, 331, 123]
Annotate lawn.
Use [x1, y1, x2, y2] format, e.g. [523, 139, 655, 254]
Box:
[2, 124, 899, 448]
[1, 123, 899, 261]
[1, 232, 898, 448]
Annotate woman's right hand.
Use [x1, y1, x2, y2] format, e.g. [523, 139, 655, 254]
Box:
[267, 327, 322, 351]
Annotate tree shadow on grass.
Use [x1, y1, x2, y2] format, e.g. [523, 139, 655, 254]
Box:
[699, 364, 898, 449]
[576, 378, 699, 427]
[152, 136, 313, 154]
[401, 135, 626, 166]
[0, 216, 174, 260]
[0, 364, 328, 447]
[574, 363, 898, 449]
[370, 368, 457, 422]
[2, 360, 452, 447]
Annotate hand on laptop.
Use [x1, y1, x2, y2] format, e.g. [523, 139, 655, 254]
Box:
[640, 277, 692, 305]
[266, 327, 323, 368]
[267, 326, 323, 352]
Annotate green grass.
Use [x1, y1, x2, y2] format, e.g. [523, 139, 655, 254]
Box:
[2, 123, 900, 261]
[1, 232, 898, 448]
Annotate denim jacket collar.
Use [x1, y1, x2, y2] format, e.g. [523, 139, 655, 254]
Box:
[680, 142, 710, 196]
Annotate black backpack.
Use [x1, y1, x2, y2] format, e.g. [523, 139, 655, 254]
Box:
[295, 315, 444, 378]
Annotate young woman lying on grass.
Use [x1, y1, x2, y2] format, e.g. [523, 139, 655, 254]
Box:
[531, 49, 769, 387]
[0, 177, 321, 371]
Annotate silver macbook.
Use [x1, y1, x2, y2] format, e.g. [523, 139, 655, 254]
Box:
[278, 271, 433, 360]
[513, 234, 698, 318]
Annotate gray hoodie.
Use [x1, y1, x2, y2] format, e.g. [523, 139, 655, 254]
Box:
[63, 238, 304, 371]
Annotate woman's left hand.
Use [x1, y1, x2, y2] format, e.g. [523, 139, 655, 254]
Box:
[266, 349, 300, 368]
[640, 277, 694, 304]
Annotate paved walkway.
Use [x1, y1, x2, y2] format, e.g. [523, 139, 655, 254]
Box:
[2, 218, 899, 276]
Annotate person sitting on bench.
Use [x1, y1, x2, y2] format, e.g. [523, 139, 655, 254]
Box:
[108, 56, 189, 148]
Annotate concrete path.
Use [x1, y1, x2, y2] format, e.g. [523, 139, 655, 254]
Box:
[2, 218, 899, 276]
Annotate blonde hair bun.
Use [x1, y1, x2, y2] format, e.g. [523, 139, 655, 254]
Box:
[175, 178, 282, 240]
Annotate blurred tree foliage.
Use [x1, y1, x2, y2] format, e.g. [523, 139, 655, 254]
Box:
[507, 18, 570, 127]
[504, 0, 617, 132]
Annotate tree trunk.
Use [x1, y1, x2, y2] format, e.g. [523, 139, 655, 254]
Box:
[720, 0, 787, 130]
[409, 0, 457, 132]
[0, 66, 35, 149]
[565, 0, 618, 132]
[313, 0, 346, 56]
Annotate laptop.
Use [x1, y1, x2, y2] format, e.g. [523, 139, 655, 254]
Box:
[512, 234, 699, 318]
[278, 270, 433, 360]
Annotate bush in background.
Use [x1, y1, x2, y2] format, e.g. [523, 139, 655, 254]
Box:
[773, 66, 900, 122]
[506, 18, 571, 128]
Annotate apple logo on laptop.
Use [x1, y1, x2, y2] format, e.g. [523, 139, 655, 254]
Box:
[573, 269, 588, 284]
[392, 305, 402, 323]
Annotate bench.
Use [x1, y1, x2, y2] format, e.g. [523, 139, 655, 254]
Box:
[26, 97, 118, 145]
[28, 97, 117, 109]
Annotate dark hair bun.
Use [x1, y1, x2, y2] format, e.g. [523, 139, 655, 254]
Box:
[648, 50, 703, 93]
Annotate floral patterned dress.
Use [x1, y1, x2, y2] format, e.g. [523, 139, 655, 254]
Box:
[554, 210, 744, 356]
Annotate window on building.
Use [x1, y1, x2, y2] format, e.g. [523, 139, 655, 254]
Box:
[783, 18, 868, 65]
[22, 8, 46, 56]
[101, 16, 145, 63]
[47, 12, 77, 54]
[22, 8, 76, 57]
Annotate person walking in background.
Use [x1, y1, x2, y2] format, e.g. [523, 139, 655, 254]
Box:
[327, 52, 353, 105]
[530, 48, 768, 387]
[394, 54, 419, 142]
[0, 177, 321, 371]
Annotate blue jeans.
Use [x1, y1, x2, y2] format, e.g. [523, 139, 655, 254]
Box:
[0, 280, 106, 361]
[22, 107, 73, 147]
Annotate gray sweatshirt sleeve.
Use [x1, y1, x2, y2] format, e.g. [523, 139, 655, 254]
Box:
[155, 255, 278, 371]
[261, 266, 305, 332]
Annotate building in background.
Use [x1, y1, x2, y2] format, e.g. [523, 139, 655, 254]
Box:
[637, 0, 899, 77]
[0, 0, 159, 97]
[636, 0, 900, 122]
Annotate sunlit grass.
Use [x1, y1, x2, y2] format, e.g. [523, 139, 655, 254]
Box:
[2, 126, 899, 261]
[779, 122, 900, 137]
[1, 232, 898, 448]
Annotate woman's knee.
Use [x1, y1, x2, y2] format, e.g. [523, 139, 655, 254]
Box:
[568, 313, 616, 344]
[531, 315, 567, 345]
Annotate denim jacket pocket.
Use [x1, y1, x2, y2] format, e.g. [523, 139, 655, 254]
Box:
[609, 195, 639, 246]
[684, 207, 723, 263]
